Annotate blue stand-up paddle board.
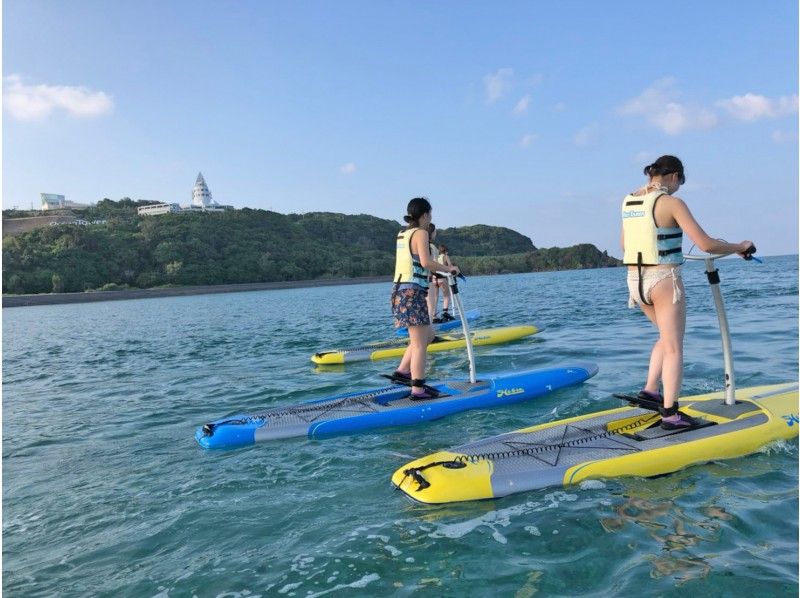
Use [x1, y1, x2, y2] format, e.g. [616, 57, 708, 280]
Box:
[195, 363, 598, 449]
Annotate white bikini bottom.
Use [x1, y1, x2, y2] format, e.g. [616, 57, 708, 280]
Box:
[627, 266, 683, 308]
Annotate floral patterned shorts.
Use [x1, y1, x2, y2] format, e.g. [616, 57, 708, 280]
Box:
[391, 286, 430, 328]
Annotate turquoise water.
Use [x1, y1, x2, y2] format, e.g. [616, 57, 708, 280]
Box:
[3, 256, 798, 597]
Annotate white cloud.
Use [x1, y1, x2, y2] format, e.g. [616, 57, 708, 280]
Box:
[574, 123, 600, 146]
[553, 102, 567, 112]
[617, 78, 717, 135]
[717, 93, 798, 121]
[3, 74, 113, 121]
[519, 133, 537, 148]
[483, 68, 513, 104]
[340, 162, 357, 175]
[513, 95, 531, 115]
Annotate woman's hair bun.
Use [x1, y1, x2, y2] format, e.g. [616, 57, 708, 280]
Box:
[403, 197, 432, 226]
[644, 155, 684, 181]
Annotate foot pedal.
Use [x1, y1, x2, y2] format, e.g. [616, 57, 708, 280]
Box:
[380, 373, 447, 398]
[613, 393, 661, 412]
[623, 418, 716, 441]
[381, 372, 411, 385]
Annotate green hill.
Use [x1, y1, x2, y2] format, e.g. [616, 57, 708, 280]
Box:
[436, 224, 535, 256]
[2, 199, 620, 295]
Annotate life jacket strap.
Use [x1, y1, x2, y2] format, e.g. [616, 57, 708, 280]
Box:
[658, 247, 682, 257]
[637, 253, 653, 306]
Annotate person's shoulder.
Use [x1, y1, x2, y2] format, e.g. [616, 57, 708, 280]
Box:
[660, 194, 685, 205]
[657, 194, 690, 214]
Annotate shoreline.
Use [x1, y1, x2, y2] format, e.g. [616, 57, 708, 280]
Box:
[2, 276, 393, 308]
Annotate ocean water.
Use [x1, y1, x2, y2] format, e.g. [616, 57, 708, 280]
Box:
[3, 255, 798, 597]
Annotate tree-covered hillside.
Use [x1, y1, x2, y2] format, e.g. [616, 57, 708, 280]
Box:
[2, 199, 620, 294]
[435, 224, 535, 256]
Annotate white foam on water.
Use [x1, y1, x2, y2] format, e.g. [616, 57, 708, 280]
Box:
[384, 545, 402, 557]
[543, 491, 578, 506]
[366, 534, 390, 543]
[757, 439, 796, 456]
[524, 525, 541, 536]
[290, 555, 315, 575]
[305, 573, 381, 598]
[579, 479, 607, 490]
[365, 533, 402, 556]
[425, 490, 582, 542]
[278, 582, 302, 594]
[387, 451, 415, 459]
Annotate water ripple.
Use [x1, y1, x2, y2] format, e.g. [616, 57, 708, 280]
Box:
[3, 256, 797, 596]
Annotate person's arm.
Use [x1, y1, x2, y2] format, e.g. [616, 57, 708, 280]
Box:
[670, 197, 753, 256]
[413, 232, 459, 274]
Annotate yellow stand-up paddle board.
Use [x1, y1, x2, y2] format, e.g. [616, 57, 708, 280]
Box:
[311, 325, 540, 364]
[392, 383, 798, 504]
[392, 251, 799, 504]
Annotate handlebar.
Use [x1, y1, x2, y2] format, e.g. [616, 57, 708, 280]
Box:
[684, 244, 760, 263]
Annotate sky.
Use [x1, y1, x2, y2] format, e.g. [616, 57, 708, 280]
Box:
[2, 0, 798, 257]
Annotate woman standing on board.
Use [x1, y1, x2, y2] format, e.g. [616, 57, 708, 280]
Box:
[392, 198, 460, 399]
[621, 155, 754, 429]
[426, 223, 443, 322]
[434, 243, 455, 322]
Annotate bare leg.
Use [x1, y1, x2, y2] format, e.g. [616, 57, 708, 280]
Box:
[427, 283, 439, 320]
[407, 325, 434, 392]
[637, 302, 663, 395]
[441, 282, 451, 315]
[648, 276, 686, 409]
[396, 343, 412, 375]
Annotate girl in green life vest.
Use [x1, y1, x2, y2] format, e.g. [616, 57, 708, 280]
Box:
[392, 197, 460, 399]
[621, 155, 754, 429]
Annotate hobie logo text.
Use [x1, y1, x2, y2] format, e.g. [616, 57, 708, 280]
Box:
[497, 387, 525, 398]
[782, 414, 799, 426]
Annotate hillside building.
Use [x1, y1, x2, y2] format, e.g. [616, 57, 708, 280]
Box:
[40, 193, 89, 211]
[183, 172, 233, 212]
[137, 203, 182, 216]
[136, 172, 234, 216]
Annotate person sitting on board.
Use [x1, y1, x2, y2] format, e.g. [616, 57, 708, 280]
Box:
[435, 243, 455, 321]
[426, 223, 444, 323]
[621, 155, 754, 430]
[392, 197, 460, 399]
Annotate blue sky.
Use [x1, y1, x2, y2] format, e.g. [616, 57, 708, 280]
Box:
[3, 1, 798, 256]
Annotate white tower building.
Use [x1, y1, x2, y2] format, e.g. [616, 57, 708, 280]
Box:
[191, 172, 215, 208]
